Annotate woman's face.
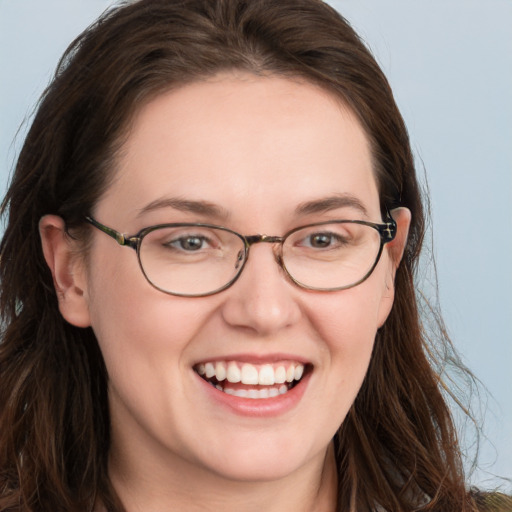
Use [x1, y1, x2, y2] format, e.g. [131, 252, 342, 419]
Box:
[65, 74, 407, 483]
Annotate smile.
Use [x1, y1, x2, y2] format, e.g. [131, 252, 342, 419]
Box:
[194, 360, 307, 399]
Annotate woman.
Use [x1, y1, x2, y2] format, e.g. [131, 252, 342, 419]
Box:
[0, 0, 498, 510]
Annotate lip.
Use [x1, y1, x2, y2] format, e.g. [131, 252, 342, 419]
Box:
[192, 352, 311, 366]
[194, 363, 312, 418]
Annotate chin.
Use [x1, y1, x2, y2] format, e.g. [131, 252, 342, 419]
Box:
[193, 431, 325, 484]
[208, 458, 306, 483]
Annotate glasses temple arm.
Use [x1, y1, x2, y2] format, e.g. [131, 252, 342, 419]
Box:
[85, 216, 137, 247]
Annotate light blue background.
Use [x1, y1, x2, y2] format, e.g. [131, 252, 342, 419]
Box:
[1, 0, 510, 490]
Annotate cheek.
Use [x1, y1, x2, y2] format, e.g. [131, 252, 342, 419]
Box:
[85, 248, 205, 382]
[307, 268, 391, 397]
[85, 256, 219, 440]
[311, 271, 389, 348]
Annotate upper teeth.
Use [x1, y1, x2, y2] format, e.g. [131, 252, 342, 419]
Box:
[196, 361, 305, 386]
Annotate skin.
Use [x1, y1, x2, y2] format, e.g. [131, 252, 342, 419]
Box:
[40, 73, 410, 512]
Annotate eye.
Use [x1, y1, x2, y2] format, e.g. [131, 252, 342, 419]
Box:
[308, 233, 338, 248]
[173, 236, 206, 251]
[167, 234, 212, 251]
[302, 231, 348, 249]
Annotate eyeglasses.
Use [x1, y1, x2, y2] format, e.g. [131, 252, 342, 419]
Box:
[85, 214, 397, 297]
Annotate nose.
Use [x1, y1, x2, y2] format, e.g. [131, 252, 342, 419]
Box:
[220, 243, 302, 336]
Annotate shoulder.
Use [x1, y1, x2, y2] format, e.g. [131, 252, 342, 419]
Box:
[472, 490, 512, 512]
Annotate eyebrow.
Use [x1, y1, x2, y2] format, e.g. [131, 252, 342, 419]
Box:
[137, 193, 368, 223]
[137, 197, 231, 222]
[295, 194, 369, 218]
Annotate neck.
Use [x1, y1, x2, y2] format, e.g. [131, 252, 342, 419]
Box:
[107, 442, 338, 512]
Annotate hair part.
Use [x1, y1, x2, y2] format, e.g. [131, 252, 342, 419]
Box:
[1, 1, 477, 510]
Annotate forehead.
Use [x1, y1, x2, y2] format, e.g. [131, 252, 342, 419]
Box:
[97, 73, 379, 227]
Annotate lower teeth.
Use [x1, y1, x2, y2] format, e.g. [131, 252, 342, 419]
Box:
[211, 381, 291, 399]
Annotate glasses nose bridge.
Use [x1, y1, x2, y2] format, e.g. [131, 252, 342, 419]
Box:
[243, 234, 286, 266]
[245, 234, 284, 246]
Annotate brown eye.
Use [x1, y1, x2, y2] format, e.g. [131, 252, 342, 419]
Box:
[301, 232, 348, 250]
[309, 233, 333, 248]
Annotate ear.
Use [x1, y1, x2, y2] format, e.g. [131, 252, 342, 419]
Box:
[39, 215, 91, 327]
[377, 207, 411, 327]
[387, 207, 411, 272]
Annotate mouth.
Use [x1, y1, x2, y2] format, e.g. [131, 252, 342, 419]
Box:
[193, 360, 310, 399]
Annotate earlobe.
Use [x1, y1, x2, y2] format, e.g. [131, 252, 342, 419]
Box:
[39, 215, 91, 328]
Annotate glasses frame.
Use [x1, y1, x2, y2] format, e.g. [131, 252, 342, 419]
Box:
[85, 213, 397, 297]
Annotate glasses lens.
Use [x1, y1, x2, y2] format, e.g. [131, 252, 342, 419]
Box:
[282, 222, 382, 290]
[138, 225, 246, 296]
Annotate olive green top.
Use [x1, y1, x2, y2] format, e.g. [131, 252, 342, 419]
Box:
[474, 491, 512, 511]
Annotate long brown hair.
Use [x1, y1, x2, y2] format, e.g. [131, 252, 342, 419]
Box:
[0, 1, 477, 510]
